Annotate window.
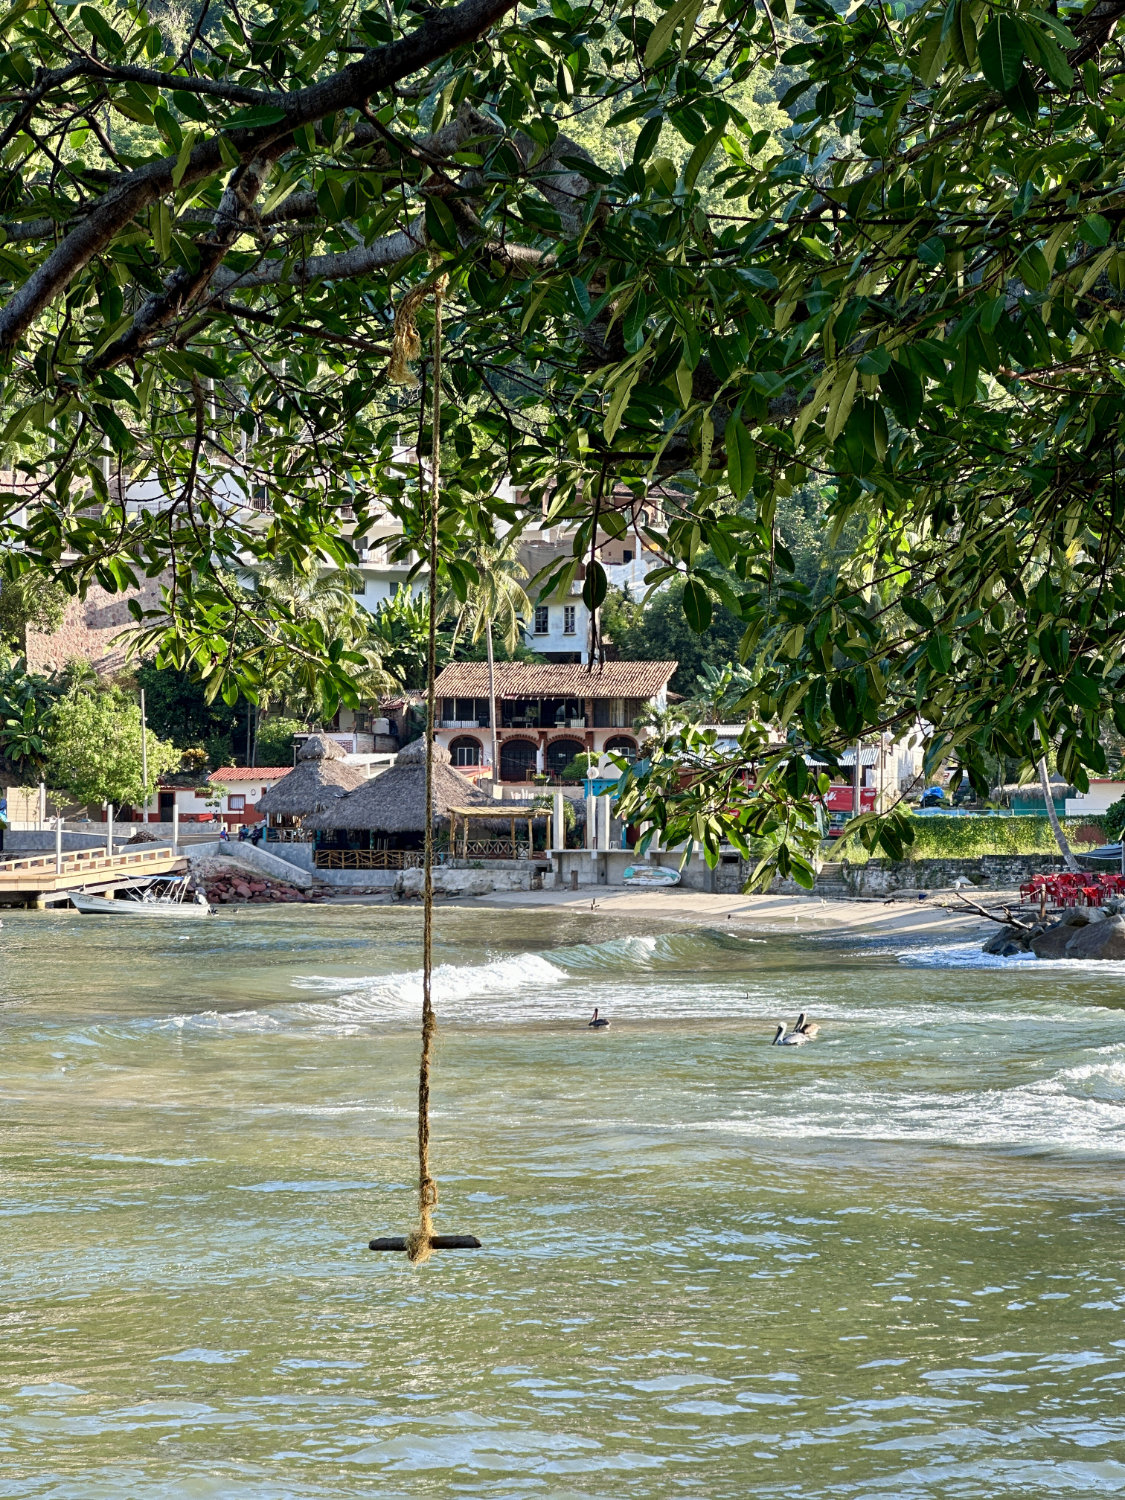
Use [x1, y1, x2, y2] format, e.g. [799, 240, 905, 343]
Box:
[563, 605, 576, 635]
[622, 549, 633, 563]
[605, 735, 638, 764]
[450, 736, 482, 766]
[228, 794, 246, 812]
[350, 573, 366, 595]
[534, 605, 550, 635]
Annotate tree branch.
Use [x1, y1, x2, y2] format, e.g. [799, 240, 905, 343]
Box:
[0, 0, 519, 354]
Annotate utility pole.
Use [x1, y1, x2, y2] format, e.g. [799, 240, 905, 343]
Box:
[140, 688, 149, 823]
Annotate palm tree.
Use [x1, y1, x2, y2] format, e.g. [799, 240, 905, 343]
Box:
[441, 535, 530, 775]
[1037, 747, 1080, 872]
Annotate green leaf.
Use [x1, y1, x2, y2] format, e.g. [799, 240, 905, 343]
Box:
[926, 632, 953, 672]
[91, 403, 133, 454]
[1017, 243, 1051, 291]
[171, 90, 211, 123]
[880, 360, 923, 425]
[223, 105, 289, 132]
[80, 4, 123, 52]
[683, 125, 724, 193]
[726, 416, 755, 502]
[644, 0, 695, 68]
[582, 560, 608, 611]
[604, 367, 640, 442]
[633, 115, 662, 166]
[424, 195, 460, 252]
[979, 14, 1023, 92]
[901, 594, 935, 631]
[683, 576, 712, 633]
[171, 130, 196, 189]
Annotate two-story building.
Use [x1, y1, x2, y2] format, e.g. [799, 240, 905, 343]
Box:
[430, 660, 676, 782]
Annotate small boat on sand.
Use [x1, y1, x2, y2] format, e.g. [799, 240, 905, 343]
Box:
[623, 864, 681, 887]
[70, 876, 213, 918]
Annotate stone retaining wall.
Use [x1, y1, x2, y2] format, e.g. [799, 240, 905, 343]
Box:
[822, 854, 1073, 895]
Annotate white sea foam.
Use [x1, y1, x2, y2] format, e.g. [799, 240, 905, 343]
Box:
[701, 1058, 1125, 1157]
[156, 1009, 281, 1033]
[896, 940, 1125, 975]
[290, 952, 568, 1026]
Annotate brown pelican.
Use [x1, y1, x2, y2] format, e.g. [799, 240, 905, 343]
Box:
[794, 1013, 820, 1039]
[588, 1008, 609, 1029]
[772, 1023, 806, 1046]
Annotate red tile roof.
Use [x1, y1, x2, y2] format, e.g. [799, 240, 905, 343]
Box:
[432, 661, 676, 699]
[208, 767, 292, 782]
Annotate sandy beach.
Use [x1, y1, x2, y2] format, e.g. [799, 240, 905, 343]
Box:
[473, 885, 995, 941]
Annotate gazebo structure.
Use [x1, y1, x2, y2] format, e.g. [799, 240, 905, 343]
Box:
[257, 733, 369, 835]
[305, 739, 503, 869]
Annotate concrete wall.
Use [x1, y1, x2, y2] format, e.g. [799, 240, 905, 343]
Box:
[5, 831, 108, 853]
[825, 854, 1073, 895]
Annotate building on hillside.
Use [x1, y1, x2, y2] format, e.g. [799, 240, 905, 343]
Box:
[96, 768, 294, 829]
[514, 484, 669, 662]
[1064, 780, 1125, 820]
[429, 659, 676, 782]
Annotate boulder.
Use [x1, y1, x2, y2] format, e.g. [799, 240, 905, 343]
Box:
[983, 929, 1029, 955]
[1065, 914, 1125, 960]
[1031, 921, 1080, 959]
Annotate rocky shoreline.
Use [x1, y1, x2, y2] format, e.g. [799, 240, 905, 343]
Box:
[983, 903, 1125, 960]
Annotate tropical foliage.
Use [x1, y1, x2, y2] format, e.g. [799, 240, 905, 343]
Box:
[45, 683, 180, 806]
[4, 0, 1125, 875]
[0, 654, 59, 776]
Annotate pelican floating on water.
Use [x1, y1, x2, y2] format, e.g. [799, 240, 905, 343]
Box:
[588, 1008, 609, 1029]
[794, 1012, 820, 1039]
[772, 1023, 806, 1046]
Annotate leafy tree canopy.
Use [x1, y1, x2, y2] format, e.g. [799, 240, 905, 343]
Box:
[45, 683, 181, 805]
[4, 0, 1125, 878]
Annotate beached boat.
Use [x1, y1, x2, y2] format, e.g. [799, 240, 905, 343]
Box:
[622, 864, 681, 887]
[70, 876, 213, 918]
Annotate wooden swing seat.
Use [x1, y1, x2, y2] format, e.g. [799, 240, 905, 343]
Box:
[369, 1234, 482, 1251]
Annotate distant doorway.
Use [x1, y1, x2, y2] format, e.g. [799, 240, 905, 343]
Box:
[547, 738, 585, 779]
[500, 739, 537, 782]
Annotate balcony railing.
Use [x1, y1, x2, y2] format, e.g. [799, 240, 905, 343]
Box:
[313, 848, 422, 870]
[459, 839, 530, 860]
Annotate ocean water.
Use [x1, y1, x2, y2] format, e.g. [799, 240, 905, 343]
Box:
[1, 904, 1123, 1498]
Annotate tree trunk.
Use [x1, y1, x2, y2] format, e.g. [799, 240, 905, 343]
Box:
[486, 618, 499, 781]
[1039, 755, 1079, 871]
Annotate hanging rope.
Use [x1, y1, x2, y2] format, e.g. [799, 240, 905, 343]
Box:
[401, 272, 446, 1265]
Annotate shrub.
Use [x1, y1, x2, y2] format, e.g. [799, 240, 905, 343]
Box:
[1101, 798, 1125, 839]
[561, 752, 598, 781]
[836, 814, 1107, 864]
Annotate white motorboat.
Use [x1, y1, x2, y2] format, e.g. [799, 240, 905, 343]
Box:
[70, 876, 213, 918]
[622, 863, 681, 887]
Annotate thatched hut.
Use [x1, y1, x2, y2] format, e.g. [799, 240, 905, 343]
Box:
[305, 738, 499, 866]
[257, 734, 369, 824]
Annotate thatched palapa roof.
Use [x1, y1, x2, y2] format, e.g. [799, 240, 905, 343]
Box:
[305, 738, 494, 834]
[258, 733, 369, 817]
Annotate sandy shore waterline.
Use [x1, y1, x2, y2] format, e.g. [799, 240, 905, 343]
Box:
[465, 886, 996, 940]
[310, 881, 1000, 941]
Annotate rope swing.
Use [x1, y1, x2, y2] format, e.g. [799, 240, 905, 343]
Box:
[370, 271, 481, 1261]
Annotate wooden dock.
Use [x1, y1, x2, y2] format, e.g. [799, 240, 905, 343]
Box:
[0, 845, 187, 908]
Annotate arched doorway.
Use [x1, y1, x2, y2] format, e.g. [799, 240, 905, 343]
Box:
[449, 735, 482, 767]
[500, 738, 537, 782]
[547, 737, 586, 779]
[605, 735, 638, 764]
